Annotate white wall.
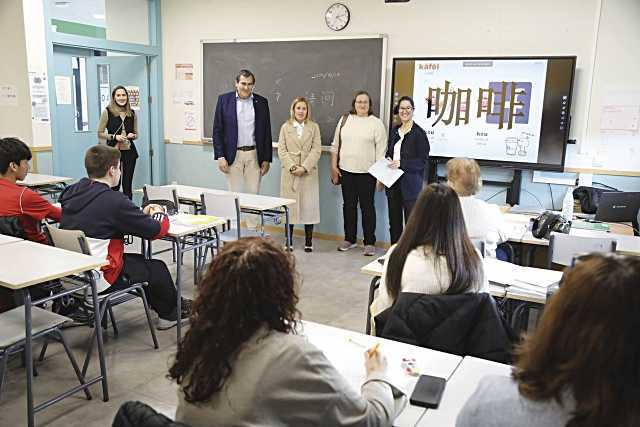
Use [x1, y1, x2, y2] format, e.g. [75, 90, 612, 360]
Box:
[23, 0, 52, 147]
[161, 0, 599, 146]
[0, 0, 32, 142]
[106, 0, 149, 45]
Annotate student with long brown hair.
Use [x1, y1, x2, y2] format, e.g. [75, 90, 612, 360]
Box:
[457, 253, 640, 427]
[170, 237, 407, 426]
[370, 183, 487, 333]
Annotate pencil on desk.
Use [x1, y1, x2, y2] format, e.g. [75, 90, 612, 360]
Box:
[367, 343, 380, 357]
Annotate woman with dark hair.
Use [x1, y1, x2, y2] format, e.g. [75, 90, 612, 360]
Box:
[386, 96, 430, 243]
[370, 183, 487, 333]
[170, 237, 407, 426]
[331, 90, 387, 256]
[457, 253, 640, 427]
[97, 85, 138, 199]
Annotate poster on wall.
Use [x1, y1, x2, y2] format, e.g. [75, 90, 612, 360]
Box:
[126, 85, 141, 111]
[184, 110, 197, 131]
[0, 85, 18, 106]
[29, 72, 50, 122]
[54, 76, 72, 105]
[173, 63, 195, 106]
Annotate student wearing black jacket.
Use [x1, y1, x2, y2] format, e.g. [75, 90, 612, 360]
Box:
[385, 96, 430, 243]
[60, 145, 190, 330]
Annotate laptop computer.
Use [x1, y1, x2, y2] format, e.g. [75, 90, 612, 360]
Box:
[594, 192, 640, 223]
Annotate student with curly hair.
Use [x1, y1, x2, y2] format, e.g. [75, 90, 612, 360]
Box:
[170, 237, 407, 426]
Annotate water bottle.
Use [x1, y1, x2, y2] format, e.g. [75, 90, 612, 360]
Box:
[561, 186, 574, 221]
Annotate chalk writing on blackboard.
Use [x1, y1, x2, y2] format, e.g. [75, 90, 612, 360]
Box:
[311, 72, 341, 80]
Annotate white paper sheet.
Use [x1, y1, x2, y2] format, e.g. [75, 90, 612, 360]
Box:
[54, 76, 72, 105]
[368, 159, 404, 188]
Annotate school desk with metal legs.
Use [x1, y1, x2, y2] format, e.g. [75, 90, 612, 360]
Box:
[0, 241, 108, 427]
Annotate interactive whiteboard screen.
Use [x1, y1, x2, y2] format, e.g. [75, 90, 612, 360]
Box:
[390, 57, 576, 171]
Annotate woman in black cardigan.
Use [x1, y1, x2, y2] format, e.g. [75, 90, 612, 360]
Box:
[386, 96, 430, 243]
[97, 85, 138, 199]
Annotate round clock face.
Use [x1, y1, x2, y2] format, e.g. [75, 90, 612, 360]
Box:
[325, 3, 350, 31]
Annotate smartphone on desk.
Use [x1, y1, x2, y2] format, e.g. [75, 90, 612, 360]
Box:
[410, 374, 446, 409]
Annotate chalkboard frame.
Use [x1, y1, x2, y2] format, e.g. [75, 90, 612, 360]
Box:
[200, 35, 388, 147]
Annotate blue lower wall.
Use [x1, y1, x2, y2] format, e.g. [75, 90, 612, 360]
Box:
[165, 143, 640, 243]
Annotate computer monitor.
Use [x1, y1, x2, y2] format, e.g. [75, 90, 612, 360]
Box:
[594, 192, 640, 223]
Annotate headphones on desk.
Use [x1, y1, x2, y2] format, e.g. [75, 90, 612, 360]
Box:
[531, 211, 571, 239]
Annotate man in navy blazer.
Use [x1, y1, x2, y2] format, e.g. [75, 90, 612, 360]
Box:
[212, 69, 272, 228]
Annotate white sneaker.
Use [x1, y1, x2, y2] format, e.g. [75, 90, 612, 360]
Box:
[337, 241, 358, 252]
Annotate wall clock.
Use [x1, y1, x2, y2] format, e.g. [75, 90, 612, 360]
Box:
[325, 3, 350, 31]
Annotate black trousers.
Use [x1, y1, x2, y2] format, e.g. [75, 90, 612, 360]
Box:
[387, 184, 416, 244]
[102, 254, 177, 319]
[112, 150, 136, 199]
[340, 170, 376, 246]
[289, 224, 314, 246]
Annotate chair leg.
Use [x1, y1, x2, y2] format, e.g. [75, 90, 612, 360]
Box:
[0, 350, 9, 399]
[38, 339, 49, 362]
[137, 288, 159, 350]
[82, 301, 109, 377]
[108, 306, 119, 338]
[55, 330, 92, 400]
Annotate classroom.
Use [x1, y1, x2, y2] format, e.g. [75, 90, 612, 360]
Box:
[1, 0, 639, 426]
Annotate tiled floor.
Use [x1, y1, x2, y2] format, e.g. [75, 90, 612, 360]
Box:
[0, 235, 379, 426]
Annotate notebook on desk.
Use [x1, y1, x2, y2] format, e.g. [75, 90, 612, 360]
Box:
[509, 205, 546, 216]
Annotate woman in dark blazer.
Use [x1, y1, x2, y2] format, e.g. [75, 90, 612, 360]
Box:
[386, 96, 430, 243]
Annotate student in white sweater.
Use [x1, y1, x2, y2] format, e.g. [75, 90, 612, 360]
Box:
[457, 253, 640, 427]
[370, 183, 488, 334]
[446, 157, 509, 257]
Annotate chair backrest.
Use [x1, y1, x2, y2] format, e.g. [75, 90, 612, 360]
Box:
[201, 192, 241, 237]
[548, 232, 617, 268]
[143, 185, 179, 206]
[470, 238, 486, 258]
[45, 224, 91, 255]
[0, 216, 27, 239]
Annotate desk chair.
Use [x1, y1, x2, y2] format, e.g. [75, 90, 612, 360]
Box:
[44, 225, 158, 376]
[0, 306, 89, 401]
[547, 232, 617, 268]
[143, 185, 180, 260]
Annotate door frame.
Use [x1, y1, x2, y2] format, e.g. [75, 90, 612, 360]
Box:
[43, 0, 165, 185]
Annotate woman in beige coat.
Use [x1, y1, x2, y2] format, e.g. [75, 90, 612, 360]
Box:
[278, 97, 321, 252]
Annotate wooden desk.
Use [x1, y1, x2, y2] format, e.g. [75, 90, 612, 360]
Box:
[144, 214, 226, 343]
[504, 212, 640, 256]
[0, 234, 23, 246]
[417, 356, 512, 426]
[17, 174, 73, 200]
[136, 184, 296, 249]
[300, 321, 462, 427]
[0, 241, 108, 427]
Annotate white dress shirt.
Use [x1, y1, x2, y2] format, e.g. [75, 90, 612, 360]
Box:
[236, 92, 256, 148]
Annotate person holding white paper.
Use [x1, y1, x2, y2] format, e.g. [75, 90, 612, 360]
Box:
[385, 96, 430, 243]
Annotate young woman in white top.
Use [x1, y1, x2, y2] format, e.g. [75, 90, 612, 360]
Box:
[170, 238, 407, 427]
[277, 97, 321, 252]
[457, 253, 640, 427]
[331, 91, 387, 256]
[370, 183, 487, 333]
[446, 157, 508, 257]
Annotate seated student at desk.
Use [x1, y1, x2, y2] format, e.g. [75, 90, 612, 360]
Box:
[0, 137, 61, 243]
[370, 183, 487, 334]
[457, 253, 640, 427]
[59, 145, 190, 330]
[170, 238, 407, 426]
[446, 157, 508, 258]
[0, 137, 62, 312]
